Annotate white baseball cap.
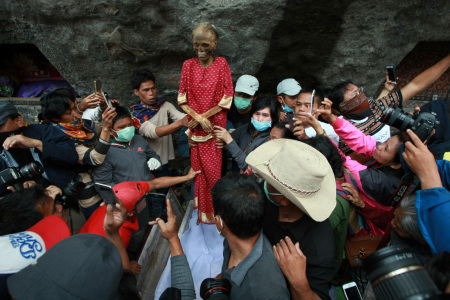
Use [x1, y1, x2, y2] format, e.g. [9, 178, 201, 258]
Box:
[277, 78, 301, 96]
[235, 75, 259, 96]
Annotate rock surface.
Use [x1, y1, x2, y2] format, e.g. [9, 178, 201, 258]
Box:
[1, 0, 449, 105]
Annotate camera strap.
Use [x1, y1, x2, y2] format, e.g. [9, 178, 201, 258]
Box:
[388, 172, 419, 207]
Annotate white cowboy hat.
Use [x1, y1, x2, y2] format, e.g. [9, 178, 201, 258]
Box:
[246, 139, 336, 221]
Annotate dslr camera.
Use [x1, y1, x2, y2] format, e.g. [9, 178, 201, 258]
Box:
[380, 107, 439, 142]
[0, 161, 44, 191]
[55, 175, 86, 209]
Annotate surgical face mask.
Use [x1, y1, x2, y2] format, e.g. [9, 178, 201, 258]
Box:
[215, 215, 225, 237]
[234, 96, 252, 110]
[112, 126, 135, 142]
[263, 181, 282, 206]
[251, 118, 271, 132]
[282, 99, 294, 113]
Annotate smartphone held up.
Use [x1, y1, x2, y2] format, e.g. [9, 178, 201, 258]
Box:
[94, 80, 113, 109]
[386, 66, 397, 84]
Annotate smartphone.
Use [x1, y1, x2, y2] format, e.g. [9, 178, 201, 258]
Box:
[342, 282, 363, 300]
[94, 80, 102, 94]
[103, 91, 113, 109]
[310, 89, 316, 115]
[286, 111, 295, 132]
[136, 192, 168, 228]
[94, 182, 119, 206]
[386, 66, 397, 84]
[94, 80, 113, 109]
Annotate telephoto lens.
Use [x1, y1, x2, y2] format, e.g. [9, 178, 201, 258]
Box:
[381, 108, 415, 132]
[200, 278, 231, 300]
[19, 161, 44, 179]
[364, 246, 441, 300]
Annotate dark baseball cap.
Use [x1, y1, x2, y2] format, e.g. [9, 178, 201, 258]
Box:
[0, 101, 19, 126]
[7, 233, 123, 300]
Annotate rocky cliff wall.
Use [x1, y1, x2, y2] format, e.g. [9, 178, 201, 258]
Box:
[1, 0, 449, 106]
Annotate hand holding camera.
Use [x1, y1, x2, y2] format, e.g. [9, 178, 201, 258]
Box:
[380, 107, 439, 143]
[402, 129, 442, 190]
[0, 161, 44, 192]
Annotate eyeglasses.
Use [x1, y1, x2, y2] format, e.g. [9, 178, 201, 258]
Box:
[351, 87, 364, 99]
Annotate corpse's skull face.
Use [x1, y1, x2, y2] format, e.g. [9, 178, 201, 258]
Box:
[192, 30, 216, 62]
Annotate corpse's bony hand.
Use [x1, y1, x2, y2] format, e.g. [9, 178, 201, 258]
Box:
[187, 118, 199, 129]
[199, 116, 214, 132]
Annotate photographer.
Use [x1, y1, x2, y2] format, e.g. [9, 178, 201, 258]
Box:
[0, 185, 65, 235]
[0, 101, 79, 196]
[329, 54, 450, 157]
[40, 89, 117, 219]
[319, 99, 406, 205]
[402, 129, 450, 255]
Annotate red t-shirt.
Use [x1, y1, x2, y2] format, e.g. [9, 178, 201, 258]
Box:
[78, 206, 139, 248]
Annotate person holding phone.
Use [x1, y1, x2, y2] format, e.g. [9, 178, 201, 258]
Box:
[328, 54, 450, 158]
[277, 78, 301, 122]
[81, 168, 199, 251]
[40, 89, 117, 219]
[292, 88, 339, 146]
[213, 97, 278, 173]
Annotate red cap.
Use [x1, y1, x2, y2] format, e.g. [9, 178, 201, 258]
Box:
[113, 181, 150, 212]
[27, 215, 71, 250]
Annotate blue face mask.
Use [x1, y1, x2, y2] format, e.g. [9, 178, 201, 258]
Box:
[234, 96, 252, 110]
[263, 181, 282, 206]
[215, 215, 225, 237]
[283, 101, 294, 113]
[251, 118, 272, 132]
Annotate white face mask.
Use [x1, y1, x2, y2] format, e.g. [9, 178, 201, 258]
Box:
[215, 215, 225, 237]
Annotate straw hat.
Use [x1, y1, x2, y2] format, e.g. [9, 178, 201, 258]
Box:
[246, 139, 336, 221]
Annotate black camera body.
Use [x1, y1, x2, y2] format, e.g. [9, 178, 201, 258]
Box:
[381, 108, 440, 142]
[200, 278, 231, 300]
[55, 175, 86, 208]
[0, 161, 44, 191]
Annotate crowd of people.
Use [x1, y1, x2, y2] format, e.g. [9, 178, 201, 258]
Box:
[0, 21, 449, 300]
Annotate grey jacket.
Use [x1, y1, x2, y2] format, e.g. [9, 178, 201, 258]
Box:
[94, 135, 160, 198]
[226, 123, 270, 171]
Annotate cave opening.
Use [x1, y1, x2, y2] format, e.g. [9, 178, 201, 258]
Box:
[0, 43, 78, 99]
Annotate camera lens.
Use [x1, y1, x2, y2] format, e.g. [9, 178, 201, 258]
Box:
[364, 246, 440, 300]
[381, 108, 415, 132]
[19, 162, 44, 179]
